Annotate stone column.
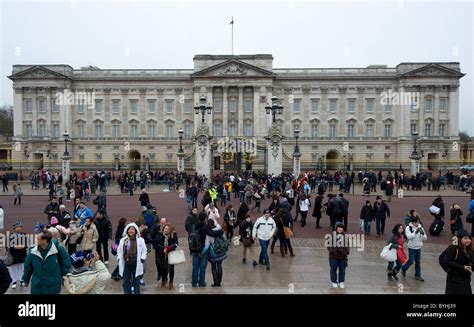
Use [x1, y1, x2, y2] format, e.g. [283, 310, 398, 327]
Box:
[62, 154, 71, 183]
[32, 88, 38, 135]
[176, 152, 185, 172]
[238, 86, 244, 136]
[448, 85, 459, 137]
[293, 152, 301, 177]
[13, 87, 23, 138]
[223, 87, 228, 133]
[265, 124, 284, 176]
[194, 124, 213, 178]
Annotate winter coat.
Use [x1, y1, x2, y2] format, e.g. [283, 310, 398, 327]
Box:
[22, 239, 71, 294]
[95, 217, 112, 240]
[0, 260, 12, 294]
[444, 245, 474, 294]
[224, 209, 237, 228]
[432, 198, 445, 218]
[67, 220, 81, 244]
[153, 231, 179, 267]
[44, 203, 60, 221]
[139, 193, 150, 207]
[237, 206, 249, 222]
[252, 216, 276, 241]
[205, 205, 220, 222]
[449, 208, 464, 234]
[405, 223, 427, 249]
[9, 232, 28, 264]
[327, 232, 350, 260]
[79, 224, 99, 251]
[312, 195, 323, 219]
[373, 202, 390, 220]
[360, 205, 374, 222]
[63, 260, 111, 294]
[117, 223, 147, 278]
[387, 233, 407, 264]
[57, 210, 71, 227]
[239, 220, 254, 242]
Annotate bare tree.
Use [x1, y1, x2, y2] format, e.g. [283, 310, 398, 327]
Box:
[459, 130, 471, 142]
[0, 105, 13, 137]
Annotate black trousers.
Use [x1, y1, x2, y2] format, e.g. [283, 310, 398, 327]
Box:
[14, 197, 21, 205]
[96, 239, 109, 261]
[211, 261, 223, 285]
[67, 243, 77, 255]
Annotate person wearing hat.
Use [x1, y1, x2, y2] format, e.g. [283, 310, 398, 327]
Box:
[117, 223, 148, 294]
[63, 251, 111, 294]
[401, 216, 427, 282]
[252, 209, 276, 270]
[373, 196, 390, 237]
[327, 222, 350, 289]
[443, 229, 474, 294]
[360, 200, 374, 235]
[8, 222, 28, 289]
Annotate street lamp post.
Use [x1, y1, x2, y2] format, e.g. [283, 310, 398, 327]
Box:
[177, 128, 185, 172]
[292, 127, 301, 177]
[409, 131, 422, 175]
[62, 131, 71, 183]
[265, 95, 284, 124]
[194, 95, 213, 124]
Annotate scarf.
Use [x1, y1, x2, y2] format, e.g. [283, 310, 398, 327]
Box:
[124, 236, 137, 261]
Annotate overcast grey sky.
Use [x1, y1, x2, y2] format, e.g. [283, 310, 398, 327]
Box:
[1, 0, 472, 132]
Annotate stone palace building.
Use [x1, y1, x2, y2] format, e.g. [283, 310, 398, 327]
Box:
[8, 54, 465, 173]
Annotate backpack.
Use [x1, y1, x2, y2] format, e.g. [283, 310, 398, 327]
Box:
[210, 235, 229, 258]
[429, 219, 444, 236]
[188, 229, 202, 253]
[439, 246, 458, 273]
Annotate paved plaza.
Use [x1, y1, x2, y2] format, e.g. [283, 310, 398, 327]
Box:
[1, 182, 471, 294]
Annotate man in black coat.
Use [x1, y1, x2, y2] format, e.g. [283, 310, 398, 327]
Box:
[339, 193, 350, 231]
[94, 210, 112, 263]
[44, 198, 60, 223]
[374, 196, 391, 237]
[0, 259, 12, 294]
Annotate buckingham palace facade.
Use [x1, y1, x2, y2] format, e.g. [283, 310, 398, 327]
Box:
[8, 54, 465, 173]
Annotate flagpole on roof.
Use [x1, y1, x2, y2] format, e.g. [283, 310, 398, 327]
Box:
[230, 17, 234, 56]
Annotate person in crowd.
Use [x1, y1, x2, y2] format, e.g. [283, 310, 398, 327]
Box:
[274, 207, 295, 257]
[360, 200, 374, 236]
[401, 216, 427, 282]
[298, 192, 310, 228]
[252, 209, 276, 270]
[64, 251, 111, 294]
[57, 205, 71, 227]
[154, 223, 179, 290]
[237, 202, 250, 228]
[205, 202, 220, 223]
[386, 224, 407, 282]
[111, 217, 127, 280]
[13, 183, 22, 206]
[8, 222, 28, 289]
[94, 210, 112, 264]
[78, 217, 99, 254]
[74, 202, 93, 226]
[339, 193, 349, 231]
[223, 204, 237, 241]
[442, 229, 473, 294]
[44, 197, 60, 223]
[312, 192, 324, 229]
[404, 209, 418, 227]
[2, 174, 8, 192]
[0, 259, 12, 294]
[431, 195, 445, 220]
[22, 230, 71, 294]
[328, 222, 350, 289]
[202, 219, 227, 287]
[139, 189, 150, 211]
[374, 196, 391, 237]
[239, 215, 255, 264]
[449, 203, 464, 236]
[117, 222, 147, 294]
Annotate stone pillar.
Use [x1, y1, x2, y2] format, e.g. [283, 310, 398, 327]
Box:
[448, 85, 459, 137]
[410, 159, 420, 176]
[223, 87, 228, 134]
[238, 87, 244, 136]
[293, 152, 301, 178]
[194, 124, 213, 178]
[62, 154, 71, 183]
[176, 152, 185, 172]
[265, 123, 284, 176]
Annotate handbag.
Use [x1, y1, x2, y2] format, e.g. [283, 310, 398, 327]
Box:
[111, 241, 119, 256]
[280, 217, 293, 239]
[168, 248, 186, 265]
[466, 213, 474, 224]
[429, 205, 440, 215]
[2, 249, 14, 266]
[380, 244, 397, 262]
